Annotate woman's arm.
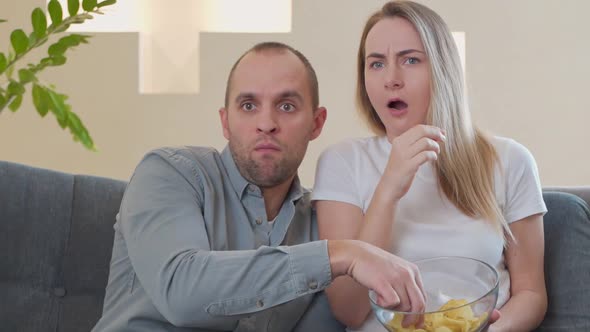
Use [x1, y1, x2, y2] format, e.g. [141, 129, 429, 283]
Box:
[490, 213, 547, 332]
[315, 125, 444, 328]
[317, 189, 418, 328]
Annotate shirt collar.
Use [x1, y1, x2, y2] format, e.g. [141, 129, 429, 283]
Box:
[221, 145, 307, 202]
[221, 145, 250, 198]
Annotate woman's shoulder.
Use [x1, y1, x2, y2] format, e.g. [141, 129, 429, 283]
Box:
[322, 135, 388, 157]
[490, 135, 537, 169]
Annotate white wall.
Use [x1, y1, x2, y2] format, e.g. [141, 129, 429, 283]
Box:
[1, 0, 589, 186]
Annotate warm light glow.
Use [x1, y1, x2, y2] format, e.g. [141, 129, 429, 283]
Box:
[200, 0, 291, 32]
[138, 0, 204, 94]
[46, 0, 291, 94]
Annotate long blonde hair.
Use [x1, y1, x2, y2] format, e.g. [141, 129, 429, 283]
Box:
[356, 1, 513, 243]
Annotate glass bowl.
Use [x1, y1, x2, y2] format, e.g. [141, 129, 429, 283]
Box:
[369, 256, 499, 332]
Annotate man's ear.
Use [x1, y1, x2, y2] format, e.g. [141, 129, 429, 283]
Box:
[219, 107, 230, 140]
[310, 106, 327, 140]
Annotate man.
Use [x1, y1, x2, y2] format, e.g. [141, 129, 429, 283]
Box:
[92, 42, 425, 332]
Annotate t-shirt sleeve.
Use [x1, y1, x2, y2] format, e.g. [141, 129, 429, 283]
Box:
[311, 144, 362, 209]
[503, 140, 548, 223]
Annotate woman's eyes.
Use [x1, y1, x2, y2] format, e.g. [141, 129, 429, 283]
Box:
[404, 57, 421, 65]
[369, 57, 421, 68]
[369, 61, 385, 69]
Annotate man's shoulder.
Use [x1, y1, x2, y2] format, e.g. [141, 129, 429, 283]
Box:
[139, 146, 225, 180]
[148, 146, 219, 160]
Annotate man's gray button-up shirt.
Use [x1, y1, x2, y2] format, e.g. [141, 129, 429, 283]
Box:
[92, 146, 343, 332]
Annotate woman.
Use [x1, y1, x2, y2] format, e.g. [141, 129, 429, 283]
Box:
[312, 1, 547, 331]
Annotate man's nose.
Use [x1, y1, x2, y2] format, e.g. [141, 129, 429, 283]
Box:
[256, 108, 278, 134]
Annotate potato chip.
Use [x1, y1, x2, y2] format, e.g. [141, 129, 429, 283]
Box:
[385, 299, 489, 332]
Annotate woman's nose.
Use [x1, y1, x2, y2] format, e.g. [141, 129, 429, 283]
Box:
[384, 67, 404, 90]
[385, 79, 404, 89]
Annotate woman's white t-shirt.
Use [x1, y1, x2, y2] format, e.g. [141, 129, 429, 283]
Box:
[311, 136, 547, 332]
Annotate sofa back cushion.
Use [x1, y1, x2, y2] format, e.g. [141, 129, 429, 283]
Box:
[0, 161, 75, 331]
[537, 191, 590, 331]
[60, 174, 127, 331]
[0, 161, 126, 332]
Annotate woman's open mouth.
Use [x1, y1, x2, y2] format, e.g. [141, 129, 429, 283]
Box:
[387, 99, 408, 116]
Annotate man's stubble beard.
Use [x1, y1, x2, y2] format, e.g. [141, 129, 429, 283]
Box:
[229, 137, 308, 188]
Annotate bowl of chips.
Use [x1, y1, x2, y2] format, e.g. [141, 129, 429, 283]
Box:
[369, 256, 499, 332]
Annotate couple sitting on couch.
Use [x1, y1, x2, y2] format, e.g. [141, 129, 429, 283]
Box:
[92, 2, 546, 331]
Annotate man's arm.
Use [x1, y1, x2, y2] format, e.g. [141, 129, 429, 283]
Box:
[120, 152, 332, 328]
[121, 150, 423, 328]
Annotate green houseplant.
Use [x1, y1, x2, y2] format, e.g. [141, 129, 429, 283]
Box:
[0, 0, 117, 150]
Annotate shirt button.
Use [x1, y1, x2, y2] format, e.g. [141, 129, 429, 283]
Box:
[255, 218, 263, 225]
[256, 299, 264, 308]
[248, 185, 256, 193]
[309, 280, 318, 290]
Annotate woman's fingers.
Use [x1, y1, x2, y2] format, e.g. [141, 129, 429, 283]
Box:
[408, 137, 440, 159]
[396, 124, 446, 146]
[409, 150, 438, 171]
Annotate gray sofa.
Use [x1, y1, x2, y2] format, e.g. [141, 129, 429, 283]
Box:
[1, 160, 589, 331]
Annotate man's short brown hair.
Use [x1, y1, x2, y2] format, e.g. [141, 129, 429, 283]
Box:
[224, 42, 319, 110]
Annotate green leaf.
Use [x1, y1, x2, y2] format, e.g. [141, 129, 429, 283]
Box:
[0, 19, 7, 23]
[0, 94, 6, 109]
[31, 8, 47, 39]
[69, 111, 81, 129]
[10, 29, 29, 55]
[82, 0, 97, 12]
[61, 34, 90, 46]
[0, 53, 6, 74]
[48, 42, 67, 56]
[97, 0, 116, 8]
[47, 89, 68, 128]
[7, 80, 25, 96]
[28, 32, 38, 47]
[8, 95, 23, 112]
[46, 34, 90, 58]
[18, 68, 36, 83]
[68, 0, 80, 17]
[5, 52, 16, 79]
[50, 55, 67, 66]
[68, 111, 95, 150]
[48, 0, 63, 26]
[32, 84, 50, 117]
[41, 55, 67, 67]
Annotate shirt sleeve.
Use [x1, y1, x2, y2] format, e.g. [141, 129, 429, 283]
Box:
[311, 144, 362, 208]
[503, 140, 548, 223]
[119, 151, 332, 327]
